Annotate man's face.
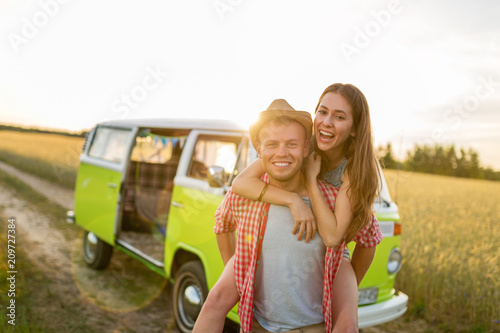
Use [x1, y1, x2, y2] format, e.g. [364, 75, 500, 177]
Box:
[257, 121, 309, 183]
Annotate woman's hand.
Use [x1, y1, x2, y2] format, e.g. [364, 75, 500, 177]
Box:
[305, 152, 322, 184]
[289, 194, 317, 243]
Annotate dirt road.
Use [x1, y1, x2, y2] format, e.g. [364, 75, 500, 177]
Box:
[0, 161, 74, 210]
[0, 162, 179, 332]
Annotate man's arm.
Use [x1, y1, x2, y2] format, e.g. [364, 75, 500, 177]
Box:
[350, 244, 376, 286]
[216, 232, 236, 265]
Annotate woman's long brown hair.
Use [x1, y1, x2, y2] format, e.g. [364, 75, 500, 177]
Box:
[313, 83, 381, 243]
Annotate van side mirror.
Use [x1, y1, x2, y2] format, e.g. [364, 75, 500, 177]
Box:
[207, 166, 226, 188]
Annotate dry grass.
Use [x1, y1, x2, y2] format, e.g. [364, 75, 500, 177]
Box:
[0, 130, 84, 188]
[384, 170, 500, 331]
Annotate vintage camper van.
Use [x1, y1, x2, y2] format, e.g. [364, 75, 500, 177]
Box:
[67, 118, 408, 332]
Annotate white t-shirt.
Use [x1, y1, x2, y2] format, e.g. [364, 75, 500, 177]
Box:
[253, 198, 326, 332]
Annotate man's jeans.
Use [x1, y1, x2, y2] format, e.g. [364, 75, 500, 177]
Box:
[241, 320, 325, 333]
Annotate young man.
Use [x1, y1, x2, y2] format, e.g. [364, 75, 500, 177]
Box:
[216, 100, 326, 332]
[212, 99, 382, 332]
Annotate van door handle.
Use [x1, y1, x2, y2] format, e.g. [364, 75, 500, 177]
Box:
[107, 183, 117, 188]
[171, 201, 184, 208]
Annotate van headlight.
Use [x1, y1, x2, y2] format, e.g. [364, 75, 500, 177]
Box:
[387, 248, 402, 274]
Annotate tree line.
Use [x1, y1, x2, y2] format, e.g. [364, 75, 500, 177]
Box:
[0, 124, 88, 138]
[378, 143, 500, 181]
[2, 123, 499, 181]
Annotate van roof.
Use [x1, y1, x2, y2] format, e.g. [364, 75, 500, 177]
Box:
[99, 118, 248, 132]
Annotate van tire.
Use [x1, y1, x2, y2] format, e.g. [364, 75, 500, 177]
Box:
[82, 231, 113, 269]
[173, 261, 208, 333]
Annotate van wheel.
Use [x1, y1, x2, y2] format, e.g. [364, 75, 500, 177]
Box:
[82, 231, 113, 269]
[173, 261, 208, 333]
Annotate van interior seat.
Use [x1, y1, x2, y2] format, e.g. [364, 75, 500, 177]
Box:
[123, 160, 179, 235]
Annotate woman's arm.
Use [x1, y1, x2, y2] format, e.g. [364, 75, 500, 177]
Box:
[231, 159, 268, 200]
[304, 152, 353, 248]
[232, 159, 317, 242]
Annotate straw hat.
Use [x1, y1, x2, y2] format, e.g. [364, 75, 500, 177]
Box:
[249, 99, 312, 149]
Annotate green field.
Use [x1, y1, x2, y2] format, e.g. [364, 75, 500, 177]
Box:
[1, 130, 499, 331]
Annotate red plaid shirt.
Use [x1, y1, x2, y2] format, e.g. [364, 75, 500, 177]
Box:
[214, 174, 383, 333]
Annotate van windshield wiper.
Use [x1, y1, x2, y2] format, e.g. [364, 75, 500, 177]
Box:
[374, 198, 391, 207]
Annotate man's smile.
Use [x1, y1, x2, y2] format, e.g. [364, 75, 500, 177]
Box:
[272, 162, 292, 168]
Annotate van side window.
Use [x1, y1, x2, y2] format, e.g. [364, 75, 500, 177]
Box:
[125, 132, 187, 216]
[188, 135, 245, 185]
[88, 127, 131, 163]
[130, 133, 186, 164]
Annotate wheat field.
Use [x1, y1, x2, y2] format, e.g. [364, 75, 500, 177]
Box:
[0, 130, 84, 188]
[0, 130, 499, 330]
[384, 170, 499, 330]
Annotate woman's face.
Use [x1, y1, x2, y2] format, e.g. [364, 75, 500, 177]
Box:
[314, 92, 355, 155]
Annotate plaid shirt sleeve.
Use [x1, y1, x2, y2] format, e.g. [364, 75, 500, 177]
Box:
[212, 182, 271, 333]
[351, 213, 383, 247]
[317, 179, 338, 208]
[213, 189, 238, 234]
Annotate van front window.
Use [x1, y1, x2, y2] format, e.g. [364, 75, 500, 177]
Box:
[88, 127, 131, 163]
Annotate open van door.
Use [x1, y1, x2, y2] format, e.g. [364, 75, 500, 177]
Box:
[74, 126, 136, 245]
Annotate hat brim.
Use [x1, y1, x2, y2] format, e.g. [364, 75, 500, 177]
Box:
[249, 109, 312, 149]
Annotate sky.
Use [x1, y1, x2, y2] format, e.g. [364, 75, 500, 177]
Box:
[1, 0, 499, 169]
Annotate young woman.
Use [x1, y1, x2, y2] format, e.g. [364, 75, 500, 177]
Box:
[193, 83, 382, 333]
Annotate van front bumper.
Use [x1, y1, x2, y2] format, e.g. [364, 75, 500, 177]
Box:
[358, 292, 408, 328]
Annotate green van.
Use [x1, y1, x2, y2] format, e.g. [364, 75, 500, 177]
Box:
[67, 118, 408, 332]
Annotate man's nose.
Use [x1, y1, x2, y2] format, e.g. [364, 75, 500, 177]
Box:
[276, 144, 288, 156]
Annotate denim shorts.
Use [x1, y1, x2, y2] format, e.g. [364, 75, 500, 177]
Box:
[342, 247, 351, 260]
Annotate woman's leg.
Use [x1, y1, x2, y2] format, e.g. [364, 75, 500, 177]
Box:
[331, 257, 359, 333]
[193, 256, 240, 333]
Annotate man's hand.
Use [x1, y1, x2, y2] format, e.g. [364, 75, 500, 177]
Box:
[290, 194, 317, 243]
